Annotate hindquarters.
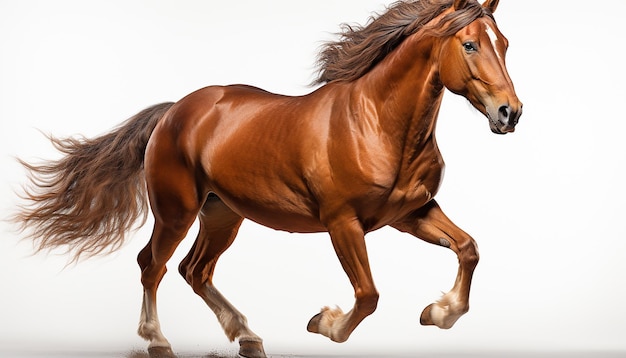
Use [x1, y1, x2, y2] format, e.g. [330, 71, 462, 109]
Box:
[137, 98, 216, 352]
[150, 85, 329, 233]
[138, 95, 269, 355]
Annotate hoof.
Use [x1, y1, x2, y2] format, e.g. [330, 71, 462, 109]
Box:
[148, 346, 177, 358]
[307, 312, 323, 333]
[239, 339, 266, 358]
[420, 303, 435, 326]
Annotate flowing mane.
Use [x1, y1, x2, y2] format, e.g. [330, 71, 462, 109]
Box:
[315, 0, 493, 84]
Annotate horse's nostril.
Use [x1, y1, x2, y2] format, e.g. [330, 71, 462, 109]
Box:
[498, 105, 510, 120]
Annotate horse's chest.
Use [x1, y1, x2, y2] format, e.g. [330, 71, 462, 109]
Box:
[392, 166, 442, 207]
[363, 155, 445, 228]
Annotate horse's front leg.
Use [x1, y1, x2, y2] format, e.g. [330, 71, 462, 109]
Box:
[307, 217, 379, 343]
[392, 199, 479, 329]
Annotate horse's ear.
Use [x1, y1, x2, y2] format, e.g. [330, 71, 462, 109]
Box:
[482, 0, 500, 13]
[453, 0, 469, 10]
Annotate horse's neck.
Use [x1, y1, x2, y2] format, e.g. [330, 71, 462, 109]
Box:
[357, 33, 445, 153]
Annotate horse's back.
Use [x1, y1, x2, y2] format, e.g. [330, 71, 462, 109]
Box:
[150, 84, 293, 162]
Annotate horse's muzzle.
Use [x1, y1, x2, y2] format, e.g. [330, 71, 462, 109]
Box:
[490, 103, 522, 134]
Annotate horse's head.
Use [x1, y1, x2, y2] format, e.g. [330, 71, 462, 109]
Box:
[438, 0, 522, 134]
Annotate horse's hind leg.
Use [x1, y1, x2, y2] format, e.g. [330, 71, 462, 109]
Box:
[392, 199, 479, 329]
[178, 195, 266, 358]
[137, 154, 204, 358]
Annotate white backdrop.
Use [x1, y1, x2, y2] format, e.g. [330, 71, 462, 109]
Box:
[1, 0, 625, 356]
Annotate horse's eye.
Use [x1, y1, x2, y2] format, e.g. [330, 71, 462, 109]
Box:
[463, 42, 477, 53]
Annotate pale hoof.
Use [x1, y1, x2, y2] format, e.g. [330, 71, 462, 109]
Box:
[420, 303, 435, 326]
[420, 301, 463, 329]
[306, 311, 323, 334]
[238, 339, 266, 358]
[147, 346, 177, 358]
[306, 306, 347, 343]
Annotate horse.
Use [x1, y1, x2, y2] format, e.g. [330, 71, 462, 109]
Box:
[13, 0, 522, 357]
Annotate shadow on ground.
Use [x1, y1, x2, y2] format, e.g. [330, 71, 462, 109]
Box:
[126, 350, 241, 358]
[3, 349, 625, 358]
[123, 350, 626, 358]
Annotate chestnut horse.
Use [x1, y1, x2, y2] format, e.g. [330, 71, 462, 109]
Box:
[14, 0, 521, 357]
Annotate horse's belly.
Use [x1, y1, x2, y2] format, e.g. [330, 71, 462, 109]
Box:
[245, 211, 326, 233]
[214, 190, 326, 233]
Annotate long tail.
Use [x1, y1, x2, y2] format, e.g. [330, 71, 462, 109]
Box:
[14, 102, 175, 262]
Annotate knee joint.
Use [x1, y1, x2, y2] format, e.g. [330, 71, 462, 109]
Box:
[178, 261, 209, 293]
[177, 261, 191, 283]
[459, 238, 479, 268]
[357, 291, 379, 315]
